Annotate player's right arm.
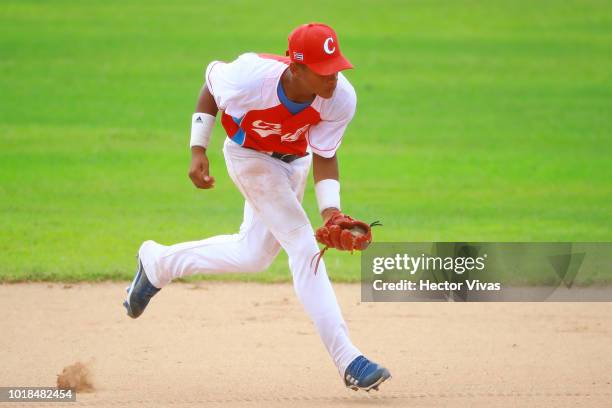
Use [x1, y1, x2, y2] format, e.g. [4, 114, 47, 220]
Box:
[191, 53, 265, 189]
[189, 85, 218, 189]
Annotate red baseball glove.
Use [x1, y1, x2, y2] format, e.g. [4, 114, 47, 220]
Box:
[312, 211, 381, 274]
[316, 212, 373, 251]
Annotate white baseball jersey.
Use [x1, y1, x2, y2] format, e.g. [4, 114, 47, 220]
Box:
[205, 52, 356, 158]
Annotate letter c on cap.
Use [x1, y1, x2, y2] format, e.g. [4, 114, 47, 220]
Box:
[323, 37, 336, 55]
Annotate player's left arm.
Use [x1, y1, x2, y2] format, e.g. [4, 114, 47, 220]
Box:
[312, 152, 375, 253]
[310, 74, 366, 231]
[312, 153, 340, 222]
[310, 78, 376, 253]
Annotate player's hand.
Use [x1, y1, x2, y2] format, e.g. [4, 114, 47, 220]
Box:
[321, 207, 340, 223]
[188, 147, 215, 189]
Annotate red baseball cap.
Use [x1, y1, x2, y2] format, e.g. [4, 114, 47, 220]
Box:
[286, 23, 353, 76]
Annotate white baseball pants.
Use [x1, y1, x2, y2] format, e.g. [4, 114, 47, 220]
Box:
[139, 138, 361, 375]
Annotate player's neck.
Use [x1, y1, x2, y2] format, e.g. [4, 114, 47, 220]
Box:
[281, 69, 315, 104]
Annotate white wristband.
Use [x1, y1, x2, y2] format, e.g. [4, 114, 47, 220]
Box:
[190, 113, 216, 148]
[315, 179, 341, 214]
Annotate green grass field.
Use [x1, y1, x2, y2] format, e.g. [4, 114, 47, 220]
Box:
[1, 0, 611, 282]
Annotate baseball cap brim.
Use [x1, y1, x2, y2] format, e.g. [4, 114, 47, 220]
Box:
[306, 53, 354, 76]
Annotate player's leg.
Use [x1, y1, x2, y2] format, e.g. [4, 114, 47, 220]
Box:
[138, 201, 281, 288]
[223, 141, 362, 377]
[124, 200, 281, 318]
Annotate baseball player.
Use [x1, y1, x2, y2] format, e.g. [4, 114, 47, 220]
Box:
[123, 23, 391, 392]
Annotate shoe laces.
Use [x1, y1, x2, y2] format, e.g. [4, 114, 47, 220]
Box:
[347, 356, 375, 379]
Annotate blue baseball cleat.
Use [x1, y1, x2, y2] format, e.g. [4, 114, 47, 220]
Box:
[123, 258, 160, 319]
[344, 355, 391, 392]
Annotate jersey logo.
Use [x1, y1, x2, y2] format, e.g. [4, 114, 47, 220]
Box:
[323, 37, 336, 55]
[280, 124, 310, 142]
[251, 120, 282, 138]
[251, 120, 310, 143]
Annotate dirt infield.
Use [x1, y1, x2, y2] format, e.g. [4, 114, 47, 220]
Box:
[1, 282, 611, 407]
